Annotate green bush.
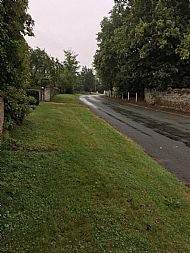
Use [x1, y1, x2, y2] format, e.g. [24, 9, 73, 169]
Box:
[27, 89, 40, 105]
[3, 87, 33, 129]
[0, 0, 34, 130]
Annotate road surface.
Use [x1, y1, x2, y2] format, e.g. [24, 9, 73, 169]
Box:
[80, 95, 190, 184]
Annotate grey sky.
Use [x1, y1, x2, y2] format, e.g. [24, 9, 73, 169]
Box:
[27, 0, 114, 68]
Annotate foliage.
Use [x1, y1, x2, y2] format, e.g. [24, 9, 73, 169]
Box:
[29, 48, 105, 94]
[29, 48, 83, 94]
[94, 0, 190, 95]
[3, 86, 33, 129]
[0, 0, 34, 129]
[1, 94, 190, 252]
[26, 89, 40, 105]
[79, 66, 106, 93]
[29, 47, 63, 88]
[61, 50, 80, 93]
[95, 79, 106, 93]
[94, 16, 119, 92]
[79, 66, 96, 92]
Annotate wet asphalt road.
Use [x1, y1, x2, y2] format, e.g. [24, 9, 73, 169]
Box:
[80, 95, 190, 184]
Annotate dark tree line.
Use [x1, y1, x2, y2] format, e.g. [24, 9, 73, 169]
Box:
[94, 0, 190, 97]
[29, 48, 101, 94]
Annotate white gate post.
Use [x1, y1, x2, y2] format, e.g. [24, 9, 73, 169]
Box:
[136, 92, 138, 103]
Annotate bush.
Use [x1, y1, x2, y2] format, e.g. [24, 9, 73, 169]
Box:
[3, 87, 33, 129]
[27, 89, 40, 105]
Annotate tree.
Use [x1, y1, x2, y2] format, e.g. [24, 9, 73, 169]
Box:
[29, 48, 83, 93]
[80, 67, 96, 92]
[61, 50, 80, 93]
[29, 47, 63, 88]
[94, 16, 119, 94]
[29, 48, 53, 87]
[133, 0, 190, 90]
[94, 0, 190, 98]
[51, 58, 64, 87]
[0, 0, 34, 128]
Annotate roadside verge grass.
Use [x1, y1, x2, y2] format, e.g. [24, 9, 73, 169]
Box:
[1, 94, 190, 253]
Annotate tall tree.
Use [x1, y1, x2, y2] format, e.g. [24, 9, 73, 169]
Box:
[61, 50, 80, 93]
[0, 0, 34, 128]
[94, 0, 190, 97]
[94, 16, 119, 93]
[80, 67, 96, 92]
[29, 48, 63, 88]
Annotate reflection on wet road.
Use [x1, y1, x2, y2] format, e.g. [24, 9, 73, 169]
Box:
[80, 95, 190, 184]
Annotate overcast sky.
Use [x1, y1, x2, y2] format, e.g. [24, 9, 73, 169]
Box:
[26, 0, 114, 68]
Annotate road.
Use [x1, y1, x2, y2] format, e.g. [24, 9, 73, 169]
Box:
[80, 95, 190, 184]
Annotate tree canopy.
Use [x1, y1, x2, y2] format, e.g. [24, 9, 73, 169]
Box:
[80, 67, 96, 92]
[0, 0, 34, 128]
[94, 0, 190, 96]
[29, 47, 63, 88]
[61, 50, 80, 93]
[29, 48, 100, 94]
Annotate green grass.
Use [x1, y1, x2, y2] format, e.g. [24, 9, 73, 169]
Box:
[51, 94, 81, 104]
[1, 94, 190, 253]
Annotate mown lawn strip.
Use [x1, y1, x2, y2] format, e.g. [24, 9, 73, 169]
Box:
[1, 94, 190, 253]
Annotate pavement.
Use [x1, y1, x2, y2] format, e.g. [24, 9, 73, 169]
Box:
[80, 95, 190, 184]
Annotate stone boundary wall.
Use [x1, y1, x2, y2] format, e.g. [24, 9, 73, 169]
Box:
[145, 88, 190, 112]
[42, 85, 60, 102]
[0, 97, 4, 143]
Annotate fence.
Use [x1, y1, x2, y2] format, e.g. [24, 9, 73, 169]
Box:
[105, 90, 139, 102]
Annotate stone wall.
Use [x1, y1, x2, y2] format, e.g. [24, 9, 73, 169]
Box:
[42, 85, 60, 102]
[43, 86, 51, 102]
[0, 97, 4, 143]
[145, 88, 190, 112]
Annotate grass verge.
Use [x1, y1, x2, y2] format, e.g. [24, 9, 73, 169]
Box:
[1, 94, 190, 253]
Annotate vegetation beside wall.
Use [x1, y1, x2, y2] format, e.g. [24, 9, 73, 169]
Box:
[0, 0, 34, 129]
[94, 0, 190, 95]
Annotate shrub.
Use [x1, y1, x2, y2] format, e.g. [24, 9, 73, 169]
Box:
[3, 87, 33, 129]
[27, 89, 40, 105]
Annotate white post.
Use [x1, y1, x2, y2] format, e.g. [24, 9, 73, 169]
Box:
[128, 92, 130, 101]
[136, 92, 138, 103]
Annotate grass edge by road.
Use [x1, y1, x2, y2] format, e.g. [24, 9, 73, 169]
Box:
[1, 94, 190, 253]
